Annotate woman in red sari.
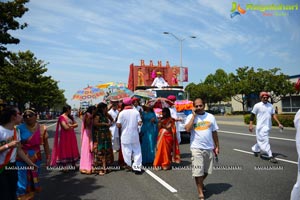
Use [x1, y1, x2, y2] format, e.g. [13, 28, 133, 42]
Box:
[153, 108, 180, 170]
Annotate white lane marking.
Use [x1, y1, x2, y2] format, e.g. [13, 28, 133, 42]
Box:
[145, 169, 178, 193]
[219, 130, 296, 142]
[46, 122, 57, 128]
[233, 148, 298, 165]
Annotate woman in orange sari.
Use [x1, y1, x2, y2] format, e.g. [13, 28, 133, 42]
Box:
[153, 108, 180, 170]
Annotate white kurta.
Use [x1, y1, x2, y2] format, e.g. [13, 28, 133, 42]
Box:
[108, 108, 119, 151]
[117, 108, 142, 171]
[251, 102, 274, 157]
[169, 106, 181, 144]
[151, 77, 169, 88]
[291, 109, 300, 200]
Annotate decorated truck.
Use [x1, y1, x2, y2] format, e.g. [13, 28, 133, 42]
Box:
[128, 60, 193, 134]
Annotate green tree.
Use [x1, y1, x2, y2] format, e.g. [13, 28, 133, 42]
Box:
[0, 0, 29, 66]
[0, 50, 66, 110]
[230, 67, 294, 111]
[186, 69, 232, 109]
[229, 66, 256, 111]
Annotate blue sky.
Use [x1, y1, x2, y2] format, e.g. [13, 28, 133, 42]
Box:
[7, 0, 300, 108]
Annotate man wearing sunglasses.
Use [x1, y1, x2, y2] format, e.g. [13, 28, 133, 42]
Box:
[185, 98, 219, 200]
[249, 91, 283, 163]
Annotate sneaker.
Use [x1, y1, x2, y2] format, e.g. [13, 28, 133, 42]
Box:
[269, 157, 278, 163]
[253, 152, 259, 157]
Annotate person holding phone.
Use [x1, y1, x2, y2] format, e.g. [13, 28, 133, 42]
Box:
[185, 98, 219, 200]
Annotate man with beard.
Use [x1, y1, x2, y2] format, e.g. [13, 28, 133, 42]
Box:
[249, 91, 283, 163]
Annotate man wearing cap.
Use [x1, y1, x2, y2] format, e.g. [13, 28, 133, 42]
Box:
[167, 95, 182, 144]
[151, 71, 169, 88]
[249, 91, 283, 163]
[116, 97, 143, 174]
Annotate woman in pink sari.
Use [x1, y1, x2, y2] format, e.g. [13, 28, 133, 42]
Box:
[50, 105, 80, 170]
[153, 108, 180, 170]
[79, 106, 96, 174]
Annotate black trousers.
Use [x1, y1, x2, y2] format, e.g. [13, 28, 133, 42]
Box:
[0, 163, 18, 200]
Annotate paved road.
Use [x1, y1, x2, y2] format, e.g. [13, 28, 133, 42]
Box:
[34, 116, 297, 200]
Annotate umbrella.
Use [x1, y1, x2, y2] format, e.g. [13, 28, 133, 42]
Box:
[96, 82, 127, 90]
[72, 86, 105, 101]
[96, 82, 114, 89]
[108, 82, 127, 89]
[147, 97, 174, 108]
[106, 89, 133, 101]
[133, 90, 156, 99]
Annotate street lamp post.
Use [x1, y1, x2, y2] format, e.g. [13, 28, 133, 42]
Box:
[163, 32, 196, 86]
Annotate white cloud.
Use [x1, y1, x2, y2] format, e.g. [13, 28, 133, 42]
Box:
[6, 0, 299, 107]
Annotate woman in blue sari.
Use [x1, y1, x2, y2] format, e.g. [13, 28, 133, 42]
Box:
[16, 108, 50, 200]
[141, 104, 158, 165]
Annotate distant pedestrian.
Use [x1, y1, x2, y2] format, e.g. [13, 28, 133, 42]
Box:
[185, 98, 220, 200]
[291, 109, 300, 200]
[50, 105, 80, 170]
[249, 91, 283, 163]
[79, 106, 96, 175]
[0, 106, 37, 200]
[116, 97, 143, 174]
[220, 108, 224, 116]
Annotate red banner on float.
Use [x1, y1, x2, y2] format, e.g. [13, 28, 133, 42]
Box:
[127, 60, 188, 91]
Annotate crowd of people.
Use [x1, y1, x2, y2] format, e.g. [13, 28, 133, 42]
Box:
[0, 91, 299, 199]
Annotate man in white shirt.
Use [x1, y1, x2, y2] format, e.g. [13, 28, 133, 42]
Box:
[249, 91, 283, 163]
[167, 95, 182, 144]
[151, 71, 169, 88]
[185, 98, 219, 200]
[291, 109, 300, 200]
[117, 97, 143, 174]
[108, 102, 120, 152]
[132, 97, 143, 114]
[132, 97, 143, 135]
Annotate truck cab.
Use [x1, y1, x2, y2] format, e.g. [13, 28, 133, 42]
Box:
[135, 86, 190, 135]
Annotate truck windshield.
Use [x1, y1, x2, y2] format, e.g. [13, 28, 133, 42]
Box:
[153, 90, 186, 100]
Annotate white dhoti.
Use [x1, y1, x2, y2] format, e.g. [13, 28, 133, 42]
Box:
[121, 142, 142, 171]
[291, 109, 300, 200]
[291, 157, 300, 200]
[175, 121, 181, 144]
[251, 126, 272, 157]
[110, 124, 120, 151]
